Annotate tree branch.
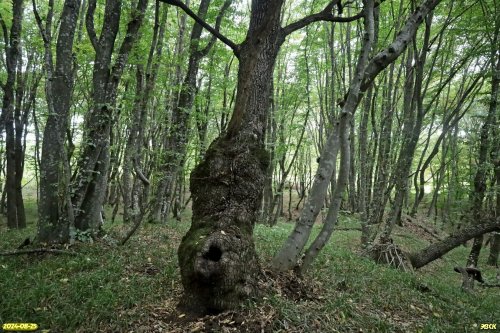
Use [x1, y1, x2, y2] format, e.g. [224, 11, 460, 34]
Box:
[360, 0, 442, 91]
[133, 157, 150, 186]
[110, 0, 148, 80]
[158, 0, 239, 56]
[31, 0, 50, 45]
[281, 0, 365, 37]
[85, 0, 99, 50]
[199, 0, 233, 57]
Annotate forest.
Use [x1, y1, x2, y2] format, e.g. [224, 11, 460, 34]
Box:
[0, 0, 499, 331]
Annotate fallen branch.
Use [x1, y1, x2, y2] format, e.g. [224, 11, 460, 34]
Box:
[479, 283, 500, 288]
[120, 214, 143, 246]
[0, 248, 79, 256]
[412, 222, 443, 241]
[335, 227, 362, 231]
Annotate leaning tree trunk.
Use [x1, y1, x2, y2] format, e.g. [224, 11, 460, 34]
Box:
[299, 0, 375, 272]
[408, 218, 500, 269]
[177, 0, 285, 313]
[273, 0, 442, 272]
[379, 14, 432, 243]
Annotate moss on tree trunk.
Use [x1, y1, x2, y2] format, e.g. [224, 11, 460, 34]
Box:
[178, 135, 269, 313]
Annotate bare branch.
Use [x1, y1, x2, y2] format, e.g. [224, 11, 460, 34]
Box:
[133, 157, 150, 186]
[281, 0, 364, 37]
[158, 0, 239, 56]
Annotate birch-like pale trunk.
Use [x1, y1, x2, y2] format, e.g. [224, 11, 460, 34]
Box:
[273, 0, 443, 272]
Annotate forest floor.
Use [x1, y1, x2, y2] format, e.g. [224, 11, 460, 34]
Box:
[0, 201, 498, 332]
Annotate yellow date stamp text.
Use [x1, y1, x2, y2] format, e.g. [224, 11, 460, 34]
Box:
[1, 323, 38, 332]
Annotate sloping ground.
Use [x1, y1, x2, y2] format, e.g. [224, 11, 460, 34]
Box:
[0, 213, 498, 332]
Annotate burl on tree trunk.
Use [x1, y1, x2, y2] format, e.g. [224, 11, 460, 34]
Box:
[178, 135, 269, 313]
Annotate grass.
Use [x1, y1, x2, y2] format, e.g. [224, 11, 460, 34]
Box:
[0, 200, 499, 332]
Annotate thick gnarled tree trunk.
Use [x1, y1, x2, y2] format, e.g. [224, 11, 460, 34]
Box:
[177, 1, 284, 313]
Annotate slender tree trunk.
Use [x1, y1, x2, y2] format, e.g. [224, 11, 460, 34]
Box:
[71, 0, 148, 233]
[412, 75, 483, 215]
[300, 111, 352, 272]
[1, 0, 25, 229]
[379, 14, 432, 243]
[122, 66, 146, 223]
[36, 0, 82, 242]
[301, 0, 376, 272]
[467, 26, 499, 267]
[150, 0, 231, 223]
[487, 233, 500, 266]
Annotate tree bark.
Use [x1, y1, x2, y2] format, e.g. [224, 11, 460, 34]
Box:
[71, 0, 148, 233]
[36, 0, 82, 243]
[177, 0, 286, 313]
[1, 0, 25, 229]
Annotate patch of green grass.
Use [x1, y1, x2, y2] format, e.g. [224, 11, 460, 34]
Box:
[253, 218, 499, 332]
[0, 214, 182, 332]
[1, 205, 498, 332]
